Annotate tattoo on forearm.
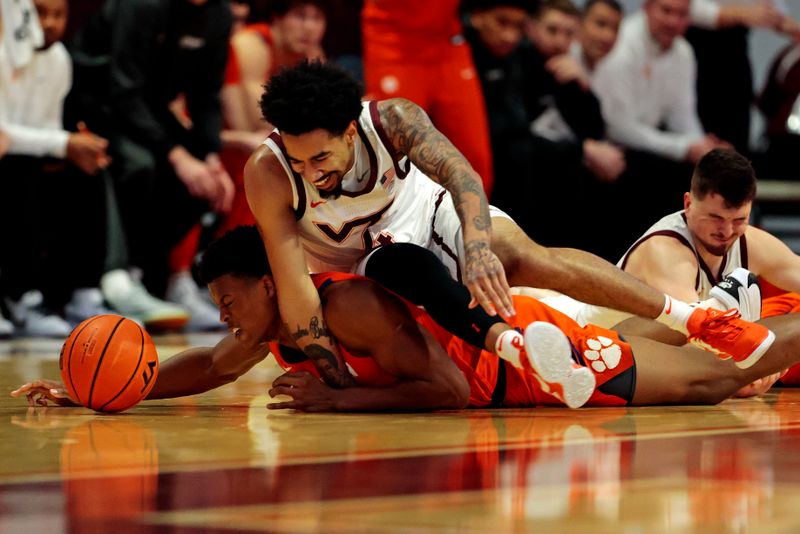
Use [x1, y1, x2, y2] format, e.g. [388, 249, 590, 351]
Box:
[288, 324, 309, 342]
[305, 344, 356, 387]
[309, 316, 331, 340]
[380, 100, 490, 233]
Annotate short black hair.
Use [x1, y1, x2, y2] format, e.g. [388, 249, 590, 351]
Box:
[583, 0, 622, 17]
[198, 226, 272, 285]
[260, 59, 363, 136]
[691, 149, 757, 207]
[535, 0, 580, 19]
[265, 0, 327, 20]
[462, 0, 539, 14]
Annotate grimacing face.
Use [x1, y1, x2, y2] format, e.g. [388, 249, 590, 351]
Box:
[282, 124, 357, 198]
[645, 0, 690, 50]
[684, 192, 751, 258]
[471, 6, 528, 59]
[209, 274, 279, 350]
[580, 2, 621, 66]
[529, 8, 580, 58]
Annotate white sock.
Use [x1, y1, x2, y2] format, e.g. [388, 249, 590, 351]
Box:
[495, 329, 525, 368]
[655, 295, 695, 335]
[696, 296, 726, 311]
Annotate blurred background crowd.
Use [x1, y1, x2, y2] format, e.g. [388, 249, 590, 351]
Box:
[1, 0, 799, 338]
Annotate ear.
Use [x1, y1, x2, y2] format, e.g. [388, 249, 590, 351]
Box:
[345, 121, 357, 144]
[261, 275, 276, 298]
[683, 192, 691, 211]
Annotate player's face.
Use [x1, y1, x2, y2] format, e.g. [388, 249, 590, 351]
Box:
[33, 0, 67, 50]
[230, 1, 250, 27]
[529, 8, 579, 58]
[282, 125, 357, 198]
[209, 274, 279, 350]
[645, 0, 690, 50]
[275, 4, 326, 57]
[685, 192, 751, 257]
[470, 6, 528, 59]
[580, 3, 621, 66]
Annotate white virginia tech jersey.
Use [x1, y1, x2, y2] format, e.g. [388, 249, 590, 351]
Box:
[263, 101, 448, 273]
[618, 210, 748, 299]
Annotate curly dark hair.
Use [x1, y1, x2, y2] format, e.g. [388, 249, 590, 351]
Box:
[198, 225, 272, 285]
[691, 149, 757, 208]
[259, 59, 363, 136]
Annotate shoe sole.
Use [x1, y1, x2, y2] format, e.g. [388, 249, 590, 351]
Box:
[735, 329, 776, 369]
[523, 322, 596, 409]
[144, 316, 190, 332]
[709, 269, 762, 323]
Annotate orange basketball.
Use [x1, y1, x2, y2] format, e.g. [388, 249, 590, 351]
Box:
[59, 315, 159, 413]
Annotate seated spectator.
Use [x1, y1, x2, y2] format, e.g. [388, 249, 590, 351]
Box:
[756, 41, 800, 181]
[66, 0, 235, 330]
[164, 0, 329, 331]
[592, 0, 735, 238]
[0, 0, 113, 336]
[571, 0, 623, 77]
[594, 0, 733, 165]
[687, 0, 800, 155]
[464, 0, 624, 255]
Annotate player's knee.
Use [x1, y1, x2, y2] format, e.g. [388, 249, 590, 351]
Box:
[682, 377, 738, 405]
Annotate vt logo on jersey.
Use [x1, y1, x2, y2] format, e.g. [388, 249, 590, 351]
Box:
[310, 200, 327, 208]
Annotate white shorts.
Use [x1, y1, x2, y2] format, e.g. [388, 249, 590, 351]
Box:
[355, 191, 512, 282]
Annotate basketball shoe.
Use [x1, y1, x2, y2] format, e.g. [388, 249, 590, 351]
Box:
[165, 271, 225, 331]
[64, 288, 116, 326]
[5, 290, 71, 338]
[686, 307, 774, 369]
[102, 269, 189, 332]
[521, 322, 596, 409]
[708, 268, 762, 322]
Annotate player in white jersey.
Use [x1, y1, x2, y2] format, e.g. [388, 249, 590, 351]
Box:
[244, 60, 773, 387]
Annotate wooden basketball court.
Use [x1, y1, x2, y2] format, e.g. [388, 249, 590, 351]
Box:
[3, 332, 800, 533]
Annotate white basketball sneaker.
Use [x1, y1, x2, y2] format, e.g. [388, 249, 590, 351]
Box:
[709, 268, 762, 322]
[522, 322, 596, 409]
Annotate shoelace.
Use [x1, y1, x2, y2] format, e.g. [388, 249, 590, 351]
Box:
[698, 308, 744, 342]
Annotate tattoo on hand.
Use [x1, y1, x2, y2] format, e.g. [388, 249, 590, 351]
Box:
[304, 344, 356, 388]
[464, 241, 497, 281]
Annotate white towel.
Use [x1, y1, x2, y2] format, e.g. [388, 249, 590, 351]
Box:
[0, 0, 43, 70]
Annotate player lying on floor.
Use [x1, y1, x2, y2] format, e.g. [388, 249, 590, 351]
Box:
[12, 226, 800, 411]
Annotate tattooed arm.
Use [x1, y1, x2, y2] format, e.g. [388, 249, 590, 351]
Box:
[245, 146, 355, 387]
[378, 99, 514, 317]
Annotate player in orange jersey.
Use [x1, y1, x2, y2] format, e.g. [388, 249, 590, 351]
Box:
[14, 226, 800, 412]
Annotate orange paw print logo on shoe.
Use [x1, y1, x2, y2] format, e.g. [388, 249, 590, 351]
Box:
[584, 337, 621, 372]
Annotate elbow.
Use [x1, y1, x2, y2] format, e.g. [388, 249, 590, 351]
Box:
[440, 376, 471, 410]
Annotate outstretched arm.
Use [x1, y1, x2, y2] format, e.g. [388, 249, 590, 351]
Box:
[10, 334, 267, 407]
[268, 279, 471, 412]
[377, 99, 514, 318]
[244, 148, 355, 387]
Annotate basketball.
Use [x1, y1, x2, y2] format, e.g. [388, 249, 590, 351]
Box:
[59, 315, 159, 413]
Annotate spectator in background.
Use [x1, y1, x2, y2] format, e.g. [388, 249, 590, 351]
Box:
[572, 0, 623, 77]
[756, 41, 800, 181]
[166, 0, 329, 330]
[464, 0, 624, 255]
[0, 0, 112, 336]
[66, 0, 235, 330]
[362, 0, 495, 195]
[687, 0, 800, 155]
[592, 0, 734, 232]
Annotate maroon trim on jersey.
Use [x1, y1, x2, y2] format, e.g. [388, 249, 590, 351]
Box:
[369, 100, 410, 179]
[339, 121, 380, 198]
[620, 230, 702, 291]
[268, 131, 307, 221]
[430, 189, 462, 283]
[740, 234, 749, 269]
